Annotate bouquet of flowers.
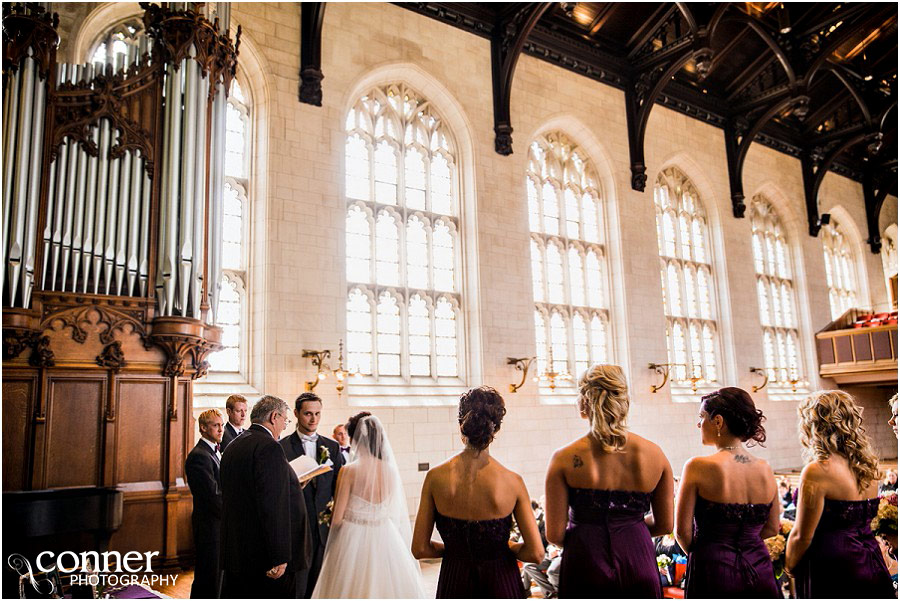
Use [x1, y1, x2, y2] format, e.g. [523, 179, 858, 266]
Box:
[318, 499, 334, 526]
[764, 518, 793, 578]
[870, 493, 898, 539]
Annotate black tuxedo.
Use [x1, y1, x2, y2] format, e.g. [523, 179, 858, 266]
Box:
[279, 431, 344, 597]
[220, 421, 244, 452]
[185, 439, 222, 599]
[220, 424, 294, 598]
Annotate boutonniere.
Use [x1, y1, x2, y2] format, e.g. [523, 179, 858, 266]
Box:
[318, 446, 330, 465]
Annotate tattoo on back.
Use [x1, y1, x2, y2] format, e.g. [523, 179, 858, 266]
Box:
[733, 454, 751, 464]
[573, 455, 584, 469]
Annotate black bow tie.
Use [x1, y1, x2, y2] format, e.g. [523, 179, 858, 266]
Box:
[341, 447, 350, 453]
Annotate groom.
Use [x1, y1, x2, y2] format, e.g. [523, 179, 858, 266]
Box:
[280, 392, 344, 597]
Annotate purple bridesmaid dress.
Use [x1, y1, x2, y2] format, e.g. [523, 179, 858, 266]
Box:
[684, 496, 780, 598]
[434, 510, 526, 598]
[558, 488, 661, 598]
[794, 497, 893, 598]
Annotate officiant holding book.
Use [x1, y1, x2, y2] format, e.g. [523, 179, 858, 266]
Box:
[280, 392, 344, 597]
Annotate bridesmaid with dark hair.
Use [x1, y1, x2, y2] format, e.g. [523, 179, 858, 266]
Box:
[675, 387, 780, 598]
[545, 364, 674, 598]
[412, 386, 544, 598]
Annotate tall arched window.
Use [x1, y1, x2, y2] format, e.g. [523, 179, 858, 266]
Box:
[880, 225, 897, 309]
[822, 220, 858, 320]
[528, 133, 611, 383]
[89, 17, 145, 65]
[209, 80, 250, 373]
[750, 197, 802, 386]
[344, 84, 463, 381]
[654, 168, 719, 387]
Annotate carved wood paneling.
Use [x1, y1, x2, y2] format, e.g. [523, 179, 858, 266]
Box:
[2, 375, 35, 491]
[44, 375, 105, 488]
[110, 493, 166, 556]
[115, 378, 167, 484]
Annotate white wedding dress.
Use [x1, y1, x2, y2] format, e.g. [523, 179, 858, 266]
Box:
[311, 415, 426, 599]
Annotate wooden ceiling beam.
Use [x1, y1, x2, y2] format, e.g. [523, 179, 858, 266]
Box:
[626, 4, 676, 59]
[298, 3, 326, 106]
[490, 3, 553, 155]
[589, 4, 618, 35]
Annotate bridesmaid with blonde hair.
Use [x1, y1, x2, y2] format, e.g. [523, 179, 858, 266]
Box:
[785, 390, 893, 598]
[544, 364, 674, 598]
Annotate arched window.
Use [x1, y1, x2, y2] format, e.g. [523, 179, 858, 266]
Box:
[750, 197, 802, 387]
[881, 226, 898, 309]
[209, 80, 250, 373]
[654, 168, 719, 387]
[89, 17, 145, 66]
[344, 84, 463, 381]
[528, 133, 611, 384]
[822, 220, 858, 320]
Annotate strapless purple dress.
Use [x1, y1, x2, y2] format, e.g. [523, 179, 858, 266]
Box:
[434, 510, 526, 598]
[794, 497, 893, 598]
[684, 495, 779, 598]
[558, 488, 661, 598]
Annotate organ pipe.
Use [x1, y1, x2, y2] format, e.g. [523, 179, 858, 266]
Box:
[2, 3, 239, 331]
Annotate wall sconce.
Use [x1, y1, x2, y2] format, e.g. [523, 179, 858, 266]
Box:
[648, 362, 671, 393]
[334, 340, 348, 394]
[539, 346, 572, 390]
[302, 349, 331, 391]
[750, 367, 803, 393]
[507, 357, 536, 393]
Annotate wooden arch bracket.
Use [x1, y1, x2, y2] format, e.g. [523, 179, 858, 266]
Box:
[490, 3, 551, 155]
[299, 3, 326, 106]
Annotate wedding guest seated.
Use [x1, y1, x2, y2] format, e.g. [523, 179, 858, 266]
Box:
[880, 469, 898, 495]
[522, 498, 557, 598]
[413, 386, 544, 598]
[545, 364, 674, 598]
[674, 387, 780, 598]
[785, 390, 894, 598]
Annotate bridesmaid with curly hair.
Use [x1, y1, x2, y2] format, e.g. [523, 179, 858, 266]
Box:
[785, 390, 893, 598]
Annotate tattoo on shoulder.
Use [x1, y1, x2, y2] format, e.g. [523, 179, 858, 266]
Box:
[733, 454, 752, 464]
[573, 455, 584, 469]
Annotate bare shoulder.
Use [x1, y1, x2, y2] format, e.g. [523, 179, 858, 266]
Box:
[682, 455, 715, 479]
[627, 432, 665, 458]
[550, 436, 588, 466]
[800, 460, 827, 482]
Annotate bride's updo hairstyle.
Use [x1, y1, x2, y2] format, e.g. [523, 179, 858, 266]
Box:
[347, 411, 382, 459]
[798, 390, 881, 493]
[579, 364, 630, 452]
[700, 387, 767, 446]
[458, 386, 506, 452]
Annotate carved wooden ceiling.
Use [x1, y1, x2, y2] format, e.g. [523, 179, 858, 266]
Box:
[298, 3, 897, 251]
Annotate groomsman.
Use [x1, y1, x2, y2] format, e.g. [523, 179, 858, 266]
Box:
[221, 396, 295, 598]
[185, 409, 225, 599]
[280, 392, 344, 597]
[333, 424, 351, 463]
[221, 394, 248, 451]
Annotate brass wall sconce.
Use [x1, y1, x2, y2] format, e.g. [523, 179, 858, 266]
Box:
[507, 357, 536, 393]
[750, 367, 802, 393]
[749, 366, 769, 392]
[334, 340, 348, 394]
[648, 362, 671, 393]
[302, 349, 331, 391]
[539, 346, 572, 390]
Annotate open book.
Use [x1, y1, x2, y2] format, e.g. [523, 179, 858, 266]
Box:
[289, 455, 333, 484]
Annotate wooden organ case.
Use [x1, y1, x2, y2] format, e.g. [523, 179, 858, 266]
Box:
[2, 3, 239, 565]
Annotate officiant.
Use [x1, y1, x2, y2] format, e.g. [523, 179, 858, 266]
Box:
[280, 392, 344, 597]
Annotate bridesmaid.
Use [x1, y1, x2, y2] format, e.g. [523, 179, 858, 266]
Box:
[412, 386, 544, 598]
[545, 364, 674, 598]
[674, 387, 780, 598]
[785, 390, 893, 598]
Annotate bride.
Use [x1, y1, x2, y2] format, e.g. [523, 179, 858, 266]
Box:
[312, 412, 426, 598]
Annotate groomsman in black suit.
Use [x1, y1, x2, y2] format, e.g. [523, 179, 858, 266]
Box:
[280, 392, 344, 597]
[185, 409, 225, 599]
[220, 394, 248, 452]
[333, 424, 351, 464]
[221, 395, 297, 598]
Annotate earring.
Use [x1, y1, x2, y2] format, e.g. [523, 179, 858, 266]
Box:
[717, 429, 721, 438]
